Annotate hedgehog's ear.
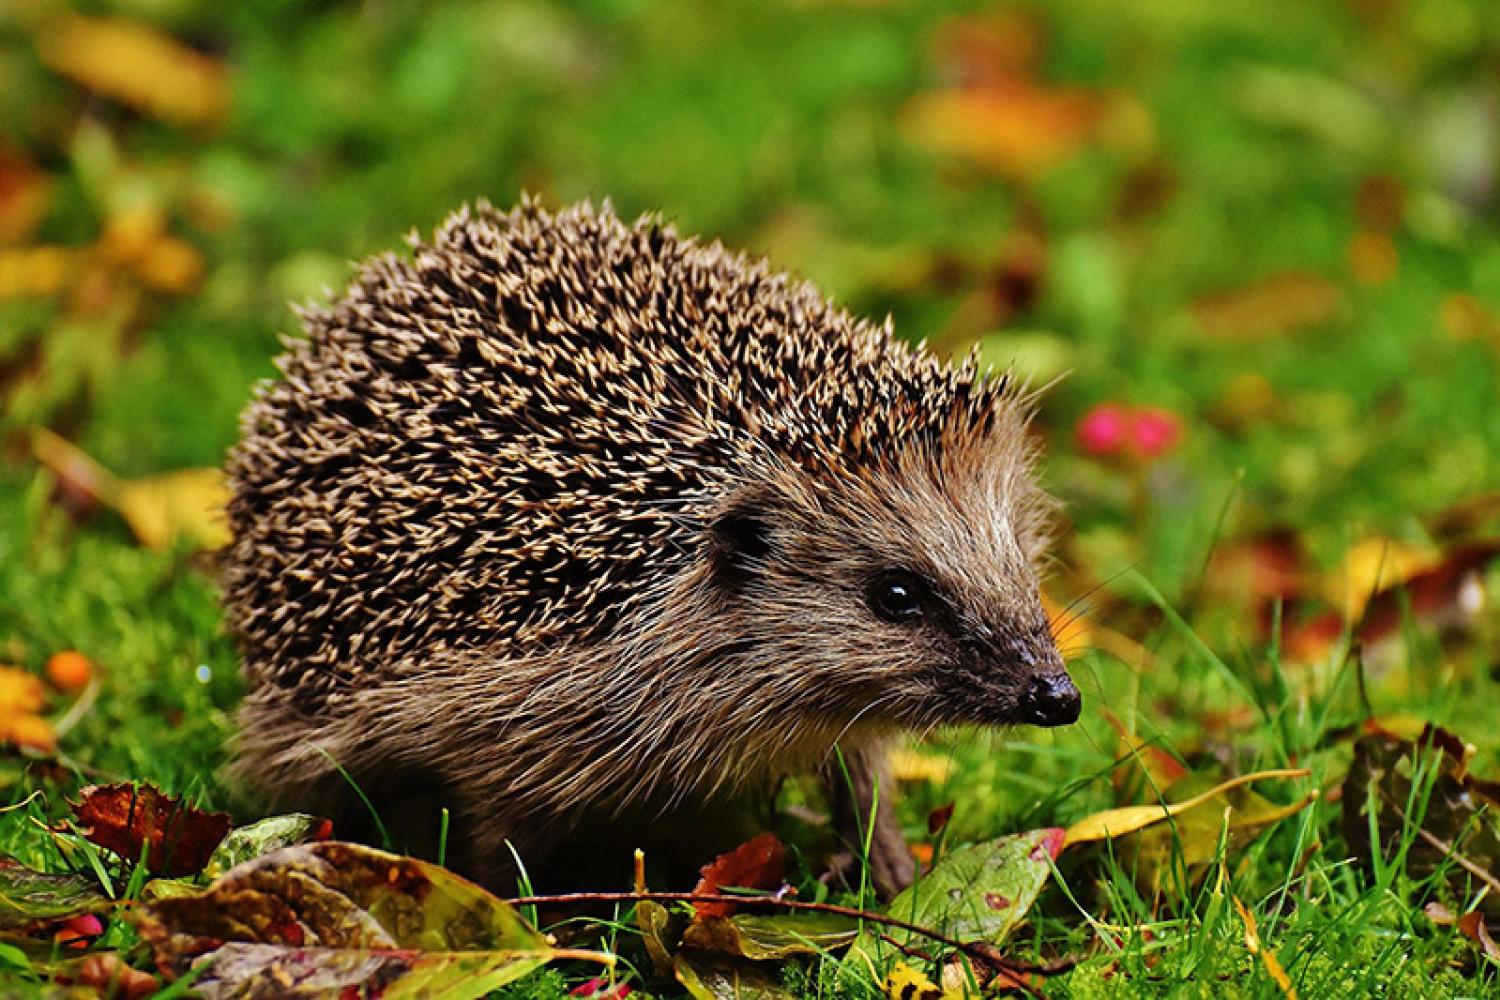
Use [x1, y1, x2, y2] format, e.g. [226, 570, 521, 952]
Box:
[708, 503, 772, 592]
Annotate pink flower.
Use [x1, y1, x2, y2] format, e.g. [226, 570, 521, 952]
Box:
[1075, 403, 1131, 456]
[572, 979, 632, 999]
[1075, 402, 1184, 461]
[1129, 407, 1183, 458]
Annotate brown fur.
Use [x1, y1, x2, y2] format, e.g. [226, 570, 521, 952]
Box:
[223, 198, 1075, 894]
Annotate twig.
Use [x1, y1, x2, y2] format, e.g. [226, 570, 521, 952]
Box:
[504, 889, 1061, 983]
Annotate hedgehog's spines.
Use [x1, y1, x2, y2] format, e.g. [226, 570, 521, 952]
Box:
[225, 194, 1047, 757]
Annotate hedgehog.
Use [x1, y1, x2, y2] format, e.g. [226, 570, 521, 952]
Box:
[223, 197, 1079, 897]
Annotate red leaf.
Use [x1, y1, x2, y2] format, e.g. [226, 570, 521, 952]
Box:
[71, 783, 231, 877]
[927, 802, 955, 836]
[690, 833, 788, 919]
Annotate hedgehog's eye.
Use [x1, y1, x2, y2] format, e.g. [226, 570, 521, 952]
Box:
[867, 570, 927, 623]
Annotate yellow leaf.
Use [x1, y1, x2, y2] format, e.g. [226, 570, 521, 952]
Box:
[1063, 768, 1310, 847]
[135, 234, 204, 293]
[1330, 537, 1435, 621]
[37, 15, 228, 127]
[1043, 591, 1091, 651]
[1233, 896, 1298, 999]
[0, 666, 45, 714]
[887, 747, 953, 785]
[114, 468, 231, 552]
[0, 713, 57, 754]
[32, 428, 230, 551]
[0, 246, 81, 300]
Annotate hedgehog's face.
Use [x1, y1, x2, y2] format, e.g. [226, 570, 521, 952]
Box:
[707, 440, 1079, 732]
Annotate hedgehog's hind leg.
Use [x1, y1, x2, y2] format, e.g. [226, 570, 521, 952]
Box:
[819, 741, 915, 899]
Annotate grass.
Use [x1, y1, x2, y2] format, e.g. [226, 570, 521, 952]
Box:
[2, 0, 1499, 995]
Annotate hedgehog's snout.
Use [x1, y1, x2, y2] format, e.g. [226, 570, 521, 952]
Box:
[1009, 632, 1079, 726]
[1021, 669, 1081, 727]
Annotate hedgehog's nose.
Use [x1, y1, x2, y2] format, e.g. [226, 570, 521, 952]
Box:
[1022, 670, 1081, 727]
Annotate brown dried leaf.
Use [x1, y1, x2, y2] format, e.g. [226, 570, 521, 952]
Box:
[134, 842, 606, 997]
[37, 16, 228, 127]
[71, 783, 231, 877]
[1343, 724, 1500, 917]
[1190, 272, 1343, 340]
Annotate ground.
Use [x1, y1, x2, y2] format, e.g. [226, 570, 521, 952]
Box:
[0, 0, 1498, 996]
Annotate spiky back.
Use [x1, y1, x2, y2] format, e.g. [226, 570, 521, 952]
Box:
[223, 199, 1010, 711]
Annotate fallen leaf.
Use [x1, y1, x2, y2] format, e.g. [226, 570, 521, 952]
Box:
[888, 747, 953, 785]
[71, 783, 232, 877]
[1122, 773, 1319, 891]
[36, 15, 229, 127]
[0, 667, 54, 754]
[683, 912, 859, 960]
[135, 841, 611, 998]
[843, 827, 1062, 976]
[112, 468, 231, 551]
[1349, 541, 1498, 647]
[1063, 768, 1310, 846]
[1342, 724, 1500, 917]
[1189, 272, 1343, 340]
[0, 714, 56, 754]
[0, 857, 112, 930]
[65, 953, 159, 999]
[636, 899, 676, 978]
[901, 86, 1105, 179]
[691, 833, 787, 919]
[0, 151, 53, 246]
[0, 247, 79, 300]
[0, 668, 44, 715]
[33, 429, 231, 551]
[98, 204, 206, 294]
[674, 951, 796, 1000]
[1330, 537, 1438, 621]
[1233, 896, 1297, 998]
[203, 813, 334, 877]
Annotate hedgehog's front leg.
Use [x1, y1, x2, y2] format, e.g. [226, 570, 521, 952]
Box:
[820, 741, 914, 899]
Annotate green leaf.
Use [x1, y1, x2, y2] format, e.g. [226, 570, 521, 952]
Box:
[0, 856, 112, 930]
[204, 813, 332, 877]
[683, 912, 859, 960]
[636, 898, 677, 976]
[674, 951, 797, 1000]
[134, 841, 611, 999]
[843, 828, 1063, 977]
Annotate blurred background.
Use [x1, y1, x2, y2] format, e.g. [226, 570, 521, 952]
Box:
[1, 1, 1498, 785]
